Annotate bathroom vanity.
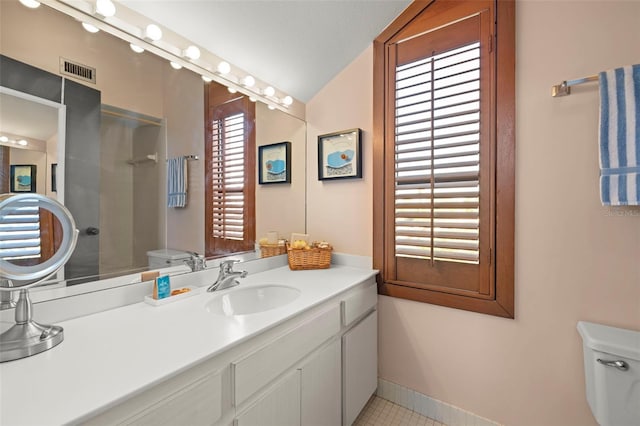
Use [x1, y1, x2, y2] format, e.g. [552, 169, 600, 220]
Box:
[0, 262, 378, 426]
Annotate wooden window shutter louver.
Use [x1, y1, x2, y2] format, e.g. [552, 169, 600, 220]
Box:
[388, 11, 494, 298]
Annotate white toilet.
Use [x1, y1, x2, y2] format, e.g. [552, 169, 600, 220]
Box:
[577, 321, 640, 426]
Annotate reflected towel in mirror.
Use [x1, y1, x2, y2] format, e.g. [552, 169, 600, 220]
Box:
[167, 157, 188, 208]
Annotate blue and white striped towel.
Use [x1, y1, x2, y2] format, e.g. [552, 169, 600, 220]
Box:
[167, 157, 188, 208]
[598, 64, 640, 206]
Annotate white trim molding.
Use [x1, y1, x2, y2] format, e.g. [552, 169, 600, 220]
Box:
[376, 378, 502, 426]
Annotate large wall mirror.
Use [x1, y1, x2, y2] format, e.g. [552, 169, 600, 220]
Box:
[0, 0, 306, 298]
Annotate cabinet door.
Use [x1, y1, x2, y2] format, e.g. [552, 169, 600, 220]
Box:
[235, 370, 300, 426]
[342, 310, 377, 426]
[300, 339, 341, 426]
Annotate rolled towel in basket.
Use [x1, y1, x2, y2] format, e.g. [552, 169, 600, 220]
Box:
[599, 64, 640, 205]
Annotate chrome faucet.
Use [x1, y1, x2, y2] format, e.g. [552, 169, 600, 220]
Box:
[207, 259, 247, 292]
[184, 252, 207, 272]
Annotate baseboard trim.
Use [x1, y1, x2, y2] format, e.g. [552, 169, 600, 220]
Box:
[376, 378, 502, 426]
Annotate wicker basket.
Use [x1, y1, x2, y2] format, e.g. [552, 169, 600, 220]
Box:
[287, 244, 332, 270]
[260, 243, 287, 258]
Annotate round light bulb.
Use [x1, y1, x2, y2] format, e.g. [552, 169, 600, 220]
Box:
[228, 87, 237, 94]
[170, 61, 183, 70]
[19, 0, 40, 8]
[0, 136, 8, 143]
[130, 44, 144, 53]
[183, 45, 201, 60]
[249, 96, 257, 103]
[95, 0, 116, 17]
[217, 61, 231, 75]
[268, 105, 276, 110]
[263, 86, 276, 97]
[17, 140, 28, 146]
[282, 95, 293, 106]
[82, 22, 100, 33]
[202, 75, 213, 83]
[144, 24, 162, 41]
[243, 75, 255, 87]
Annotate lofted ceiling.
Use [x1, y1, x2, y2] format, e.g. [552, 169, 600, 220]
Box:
[121, 0, 412, 103]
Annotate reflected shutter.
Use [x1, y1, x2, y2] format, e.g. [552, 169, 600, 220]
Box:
[0, 201, 41, 261]
[205, 91, 256, 256]
[211, 112, 246, 241]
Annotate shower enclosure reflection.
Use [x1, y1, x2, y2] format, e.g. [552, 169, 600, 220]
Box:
[98, 107, 164, 279]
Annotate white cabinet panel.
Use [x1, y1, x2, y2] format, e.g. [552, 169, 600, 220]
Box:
[233, 305, 340, 406]
[123, 371, 222, 426]
[300, 339, 341, 426]
[342, 311, 377, 426]
[85, 368, 223, 426]
[235, 370, 301, 426]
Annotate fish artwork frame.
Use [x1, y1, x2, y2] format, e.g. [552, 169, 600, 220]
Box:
[317, 128, 362, 181]
[259, 141, 291, 184]
[10, 164, 37, 193]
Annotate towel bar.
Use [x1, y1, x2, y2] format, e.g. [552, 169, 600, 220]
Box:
[552, 74, 598, 97]
[165, 155, 199, 162]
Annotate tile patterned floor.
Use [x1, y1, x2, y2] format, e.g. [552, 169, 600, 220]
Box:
[354, 395, 446, 426]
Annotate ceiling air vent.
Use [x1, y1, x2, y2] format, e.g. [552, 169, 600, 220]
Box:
[59, 57, 96, 84]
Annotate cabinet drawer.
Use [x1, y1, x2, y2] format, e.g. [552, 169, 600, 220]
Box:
[233, 304, 340, 406]
[341, 282, 377, 327]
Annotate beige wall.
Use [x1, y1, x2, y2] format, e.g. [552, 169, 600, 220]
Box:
[306, 47, 373, 256]
[163, 67, 206, 254]
[306, 1, 640, 425]
[256, 102, 307, 241]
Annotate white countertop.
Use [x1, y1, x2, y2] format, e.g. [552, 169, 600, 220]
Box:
[0, 265, 376, 425]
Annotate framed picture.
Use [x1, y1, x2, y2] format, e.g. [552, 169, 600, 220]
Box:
[259, 141, 291, 184]
[51, 163, 58, 192]
[317, 128, 362, 180]
[10, 164, 37, 193]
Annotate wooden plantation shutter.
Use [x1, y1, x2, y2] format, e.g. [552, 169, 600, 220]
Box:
[374, 0, 515, 318]
[390, 12, 493, 297]
[205, 92, 256, 256]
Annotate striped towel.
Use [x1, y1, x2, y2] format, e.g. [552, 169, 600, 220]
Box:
[598, 64, 640, 205]
[167, 157, 188, 208]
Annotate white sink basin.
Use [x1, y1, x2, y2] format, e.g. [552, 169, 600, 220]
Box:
[205, 284, 301, 316]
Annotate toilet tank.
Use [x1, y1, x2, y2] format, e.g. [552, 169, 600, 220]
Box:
[147, 249, 191, 269]
[577, 321, 640, 426]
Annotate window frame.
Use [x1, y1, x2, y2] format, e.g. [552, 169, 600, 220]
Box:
[373, 0, 515, 318]
[204, 83, 256, 257]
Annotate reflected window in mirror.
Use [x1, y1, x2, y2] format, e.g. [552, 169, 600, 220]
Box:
[205, 82, 256, 256]
[0, 202, 62, 267]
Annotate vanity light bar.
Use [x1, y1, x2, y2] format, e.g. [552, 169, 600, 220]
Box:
[38, 0, 298, 114]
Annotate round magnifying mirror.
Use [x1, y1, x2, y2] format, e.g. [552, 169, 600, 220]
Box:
[0, 193, 78, 286]
[0, 193, 79, 362]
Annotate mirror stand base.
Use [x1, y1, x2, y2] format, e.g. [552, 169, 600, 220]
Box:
[0, 321, 64, 363]
[0, 290, 64, 363]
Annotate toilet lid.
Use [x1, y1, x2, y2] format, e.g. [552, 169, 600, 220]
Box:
[578, 321, 640, 361]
